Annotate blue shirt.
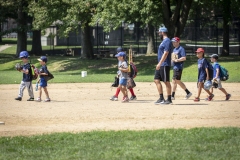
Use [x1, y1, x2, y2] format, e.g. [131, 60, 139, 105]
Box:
[172, 46, 186, 70]
[213, 62, 220, 78]
[22, 63, 32, 82]
[198, 58, 208, 82]
[39, 65, 48, 79]
[158, 37, 172, 66]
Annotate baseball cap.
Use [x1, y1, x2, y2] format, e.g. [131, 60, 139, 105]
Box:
[210, 54, 219, 59]
[19, 51, 29, 58]
[115, 52, 126, 57]
[116, 47, 123, 52]
[171, 37, 180, 42]
[195, 48, 205, 53]
[159, 27, 168, 32]
[38, 56, 48, 63]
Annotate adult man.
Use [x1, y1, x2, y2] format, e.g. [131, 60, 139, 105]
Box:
[154, 27, 172, 105]
[171, 37, 192, 100]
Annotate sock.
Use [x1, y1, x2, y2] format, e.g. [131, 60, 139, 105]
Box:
[185, 89, 190, 94]
[168, 95, 172, 101]
[171, 92, 175, 97]
[115, 88, 121, 97]
[129, 88, 135, 96]
[160, 94, 164, 100]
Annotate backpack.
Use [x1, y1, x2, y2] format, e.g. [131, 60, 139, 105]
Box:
[29, 64, 39, 80]
[128, 62, 138, 78]
[214, 64, 229, 81]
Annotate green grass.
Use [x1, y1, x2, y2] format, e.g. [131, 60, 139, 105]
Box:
[1, 44, 240, 84]
[0, 127, 239, 159]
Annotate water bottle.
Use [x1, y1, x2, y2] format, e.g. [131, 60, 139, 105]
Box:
[35, 83, 38, 91]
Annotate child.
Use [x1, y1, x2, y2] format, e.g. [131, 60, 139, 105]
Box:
[15, 51, 34, 101]
[194, 48, 214, 102]
[210, 54, 231, 100]
[115, 52, 129, 102]
[36, 56, 51, 102]
[110, 47, 137, 101]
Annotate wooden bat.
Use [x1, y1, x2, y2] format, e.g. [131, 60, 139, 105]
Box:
[128, 45, 133, 72]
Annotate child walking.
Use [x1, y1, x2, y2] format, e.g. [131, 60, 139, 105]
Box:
[15, 51, 34, 101]
[210, 54, 231, 100]
[110, 47, 137, 101]
[115, 52, 129, 102]
[36, 56, 51, 102]
[194, 48, 214, 102]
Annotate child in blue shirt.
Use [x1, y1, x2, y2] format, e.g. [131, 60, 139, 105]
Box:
[36, 56, 51, 102]
[210, 54, 231, 100]
[194, 48, 214, 102]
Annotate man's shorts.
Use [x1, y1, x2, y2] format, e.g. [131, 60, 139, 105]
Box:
[172, 69, 183, 80]
[40, 78, 47, 88]
[119, 78, 127, 86]
[154, 66, 170, 82]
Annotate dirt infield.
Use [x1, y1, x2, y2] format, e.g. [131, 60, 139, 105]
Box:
[0, 82, 240, 137]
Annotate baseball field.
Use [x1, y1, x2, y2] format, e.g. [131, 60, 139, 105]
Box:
[0, 50, 240, 159]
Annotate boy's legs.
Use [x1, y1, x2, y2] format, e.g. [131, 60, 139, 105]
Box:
[43, 87, 50, 101]
[25, 81, 34, 100]
[15, 81, 26, 100]
[217, 80, 231, 100]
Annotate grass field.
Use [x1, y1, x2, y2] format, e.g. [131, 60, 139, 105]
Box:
[0, 45, 240, 84]
[1, 128, 240, 159]
[1, 41, 240, 159]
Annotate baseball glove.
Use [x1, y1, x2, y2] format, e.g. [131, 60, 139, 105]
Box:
[15, 63, 23, 71]
[171, 53, 178, 61]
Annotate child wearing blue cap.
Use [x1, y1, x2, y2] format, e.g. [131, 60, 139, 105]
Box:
[115, 52, 129, 102]
[15, 51, 34, 101]
[36, 56, 51, 102]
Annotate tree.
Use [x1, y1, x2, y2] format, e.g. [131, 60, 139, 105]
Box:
[30, 0, 96, 58]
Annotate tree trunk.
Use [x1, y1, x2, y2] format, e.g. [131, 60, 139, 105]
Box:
[146, 24, 155, 55]
[221, 0, 230, 56]
[81, 23, 94, 59]
[16, 1, 27, 57]
[31, 30, 42, 56]
[0, 23, 2, 43]
[162, 0, 193, 38]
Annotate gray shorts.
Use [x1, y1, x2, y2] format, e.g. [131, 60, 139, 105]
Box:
[215, 78, 223, 88]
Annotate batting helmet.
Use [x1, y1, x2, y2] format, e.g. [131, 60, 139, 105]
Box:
[204, 80, 212, 90]
[116, 47, 123, 52]
[19, 51, 29, 58]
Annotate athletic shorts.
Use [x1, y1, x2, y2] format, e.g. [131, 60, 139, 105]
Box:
[154, 66, 170, 82]
[215, 78, 223, 88]
[119, 78, 127, 86]
[40, 78, 47, 88]
[172, 69, 182, 80]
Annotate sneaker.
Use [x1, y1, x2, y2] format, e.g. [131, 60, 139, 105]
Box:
[27, 98, 34, 101]
[160, 99, 173, 105]
[15, 97, 22, 101]
[122, 96, 129, 103]
[194, 97, 200, 102]
[36, 97, 41, 102]
[110, 95, 118, 101]
[155, 98, 165, 105]
[184, 93, 192, 100]
[171, 97, 175, 100]
[205, 94, 214, 101]
[130, 95, 137, 100]
[226, 94, 231, 100]
[44, 99, 51, 102]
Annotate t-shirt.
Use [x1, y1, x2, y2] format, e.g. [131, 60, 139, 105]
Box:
[39, 65, 48, 79]
[198, 58, 209, 82]
[158, 37, 172, 66]
[22, 63, 32, 82]
[213, 62, 220, 78]
[118, 61, 128, 79]
[172, 46, 186, 70]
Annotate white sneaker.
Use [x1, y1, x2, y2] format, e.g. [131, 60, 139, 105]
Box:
[110, 95, 118, 101]
[36, 97, 41, 102]
[184, 93, 192, 99]
[122, 96, 129, 103]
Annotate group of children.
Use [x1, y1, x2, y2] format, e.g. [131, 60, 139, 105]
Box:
[16, 47, 231, 103]
[15, 51, 51, 102]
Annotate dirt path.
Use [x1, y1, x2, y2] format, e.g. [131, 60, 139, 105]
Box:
[0, 44, 12, 52]
[0, 82, 239, 137]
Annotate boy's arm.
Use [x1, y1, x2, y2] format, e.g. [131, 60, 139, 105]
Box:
[214, 68, 220, 80]
[119, 67, 129, 72]
[205, 68, 210, 80]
